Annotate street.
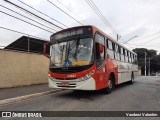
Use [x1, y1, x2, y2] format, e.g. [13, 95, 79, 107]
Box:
[0, 76, 160, 120]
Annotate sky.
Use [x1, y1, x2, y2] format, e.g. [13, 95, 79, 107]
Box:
[0, 0, 160, 53]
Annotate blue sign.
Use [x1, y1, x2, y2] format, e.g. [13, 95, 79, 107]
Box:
[65, 61, 71, 67]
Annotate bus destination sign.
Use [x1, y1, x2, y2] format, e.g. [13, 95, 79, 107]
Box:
[50, 27, 92, 43]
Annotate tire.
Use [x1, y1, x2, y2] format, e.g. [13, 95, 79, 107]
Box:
[129, 73, 134, 84]
[104, 76, 114, 94]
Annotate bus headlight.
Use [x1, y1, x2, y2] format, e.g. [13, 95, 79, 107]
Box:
[48, 73, 51, 77]
[80, 70, 94, 81]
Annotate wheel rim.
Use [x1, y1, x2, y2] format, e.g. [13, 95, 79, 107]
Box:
[132, 75, 134, 82]
[108, 79, 112, 89]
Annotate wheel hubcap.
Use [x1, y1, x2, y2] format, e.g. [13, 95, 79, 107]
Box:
[108, 80, 112, 89]
[132, 75, 134, 82]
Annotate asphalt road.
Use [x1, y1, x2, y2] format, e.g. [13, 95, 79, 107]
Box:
[0, 76, 160, 120]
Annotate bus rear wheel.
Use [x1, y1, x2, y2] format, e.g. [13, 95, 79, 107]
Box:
[104, 76, 114, 94]
[129, 73, 134, 84]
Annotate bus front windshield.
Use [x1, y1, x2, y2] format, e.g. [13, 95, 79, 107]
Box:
[50, 38, 94, 68]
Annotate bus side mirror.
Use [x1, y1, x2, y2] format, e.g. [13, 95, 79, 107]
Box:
[98, 43, 104, 53]
[43, 42, 50, 58]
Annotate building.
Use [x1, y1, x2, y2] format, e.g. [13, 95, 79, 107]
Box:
[5, 36, 49, 54]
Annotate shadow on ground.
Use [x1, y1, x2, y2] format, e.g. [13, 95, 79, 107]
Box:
[51, 81, 136, 101]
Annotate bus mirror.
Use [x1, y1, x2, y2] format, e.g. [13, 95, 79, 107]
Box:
[98, 43, 104, 53]
[43, 42, 50, 58]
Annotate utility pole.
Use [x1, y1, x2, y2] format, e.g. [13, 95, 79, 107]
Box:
[117, 34, 121, 41]
[148, 58, 151, 76]
[145, 52, 147, 76]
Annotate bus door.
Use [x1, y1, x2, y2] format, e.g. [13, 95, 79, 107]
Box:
[95, 33, 106, 89]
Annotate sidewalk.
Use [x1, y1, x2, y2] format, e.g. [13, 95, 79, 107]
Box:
[0, 84, 52, 100]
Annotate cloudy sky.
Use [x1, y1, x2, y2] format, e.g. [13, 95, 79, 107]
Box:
[0, 0, 160, 53]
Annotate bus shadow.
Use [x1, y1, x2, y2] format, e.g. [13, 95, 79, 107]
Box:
[54, 90, 103, 102]
[53, 81, 136, 101]
[114, 81, 136, 91]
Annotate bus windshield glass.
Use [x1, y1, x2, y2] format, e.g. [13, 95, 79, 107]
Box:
[50, 38, 93, 68]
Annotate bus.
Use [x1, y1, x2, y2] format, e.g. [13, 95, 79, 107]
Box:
[43, 25, 138, 93]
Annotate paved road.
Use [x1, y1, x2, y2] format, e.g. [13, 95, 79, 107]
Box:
[0, 76, 160, 120]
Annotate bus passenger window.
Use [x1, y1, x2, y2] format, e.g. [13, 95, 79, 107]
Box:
[120, 47, 125, 62]
[125, 50, 129, 62]
[108, 40, 113, 50]
[115, 44, 120, 61]
[107, 40, 114, 59]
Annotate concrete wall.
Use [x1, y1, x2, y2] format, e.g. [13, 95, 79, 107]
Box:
[0, 49, 49, 88]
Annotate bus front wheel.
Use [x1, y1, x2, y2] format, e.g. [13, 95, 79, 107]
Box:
[104, 76, 114, 94]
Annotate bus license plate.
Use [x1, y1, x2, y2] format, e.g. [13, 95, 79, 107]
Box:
[61, 82, 69, 86]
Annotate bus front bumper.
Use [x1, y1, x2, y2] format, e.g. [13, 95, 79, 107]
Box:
[48, 77, 96, 90]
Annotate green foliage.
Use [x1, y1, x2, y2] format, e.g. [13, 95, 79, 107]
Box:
[132, 48, 159, 75]
[151, 55, 160, 71]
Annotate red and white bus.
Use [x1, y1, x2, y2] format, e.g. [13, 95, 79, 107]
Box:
[44, 25, 138, 93]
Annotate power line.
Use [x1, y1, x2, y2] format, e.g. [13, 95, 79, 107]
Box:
[132, 31, 160, 42]
[123, 36, 138, 44]
[0, 5, 57, 32]
[135, 36, 160, 47]
[4, 0, 63, 29]
[0, 11, 53, 33]
[46, 0, 84, 25]
[125, 43, 160, 46]
[0, 26, 49, 41]
[56, 0, 89, 25]
[17, 0, 68, 28]
[85, 0, 118, 35]
[85, 0, 131, 43]
[85, 0, 115, 33]
[0, 26, 49, 52]
[89, 0, 118, 33]
[123, 43, 134, 49]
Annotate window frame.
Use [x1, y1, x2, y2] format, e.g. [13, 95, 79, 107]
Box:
[106, 39, 115, 60]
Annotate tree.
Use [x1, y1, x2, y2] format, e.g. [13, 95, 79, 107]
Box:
[151, 55, 160, 72]
[132, 48, 159, 75]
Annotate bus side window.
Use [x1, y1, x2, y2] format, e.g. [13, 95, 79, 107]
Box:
[117, 45, 120, 61]
[107, 40, 114, 59]
[120, 47, 124, 62]
[133, 54, 137, 64]
[114, 44, 120, 61]
[130, 53, 132, 63]
[128, 52, 131, 63]
[133, 54, 135, 64]
[118, 45, 121, 61]
[125, 50, 128, 63]
[135, 55, 138, 64]
[131, 53, 133, 63]
[95, 33, 105, 68]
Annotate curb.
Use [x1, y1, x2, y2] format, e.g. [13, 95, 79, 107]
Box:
[0, 90, 63, 106]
